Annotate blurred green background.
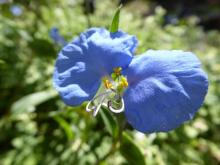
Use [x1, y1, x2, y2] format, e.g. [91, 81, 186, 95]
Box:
[0, 0, 220, 165]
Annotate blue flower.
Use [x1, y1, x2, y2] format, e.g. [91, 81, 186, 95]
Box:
[10, 5, 22, 16]
[49, 27, 67, 46]
[53, 27, 208, 133]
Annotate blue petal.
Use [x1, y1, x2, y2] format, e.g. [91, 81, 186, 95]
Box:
[123, 50, 208, 133]
[53, 27, 138, 106]
[50, 27, 67, 46]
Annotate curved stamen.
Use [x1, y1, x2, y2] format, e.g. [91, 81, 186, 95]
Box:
[104, 97, 124, 113]
[92, 95, 106, 116]
[86, 90, 125, 115]
[86, 90, 112, 116]
[86, 101, 95, 112]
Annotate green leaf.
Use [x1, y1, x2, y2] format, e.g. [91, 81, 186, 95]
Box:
[29, 38, 56, 58]
[53, 116, 74, 140]
[120, 132, 146, 165]
[11, 89, 57, 114]
[100, 107, 118, 138]
[0, 59, 6, 65]
[109, 4, 122, 33]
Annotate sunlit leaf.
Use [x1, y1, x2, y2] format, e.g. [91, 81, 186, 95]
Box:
[120, 132, 146, 165]
[53, 116, 74, 140]
[100, 107, 118, 138]
[11, 89, 57, 114]
[109, 4, 122, 33]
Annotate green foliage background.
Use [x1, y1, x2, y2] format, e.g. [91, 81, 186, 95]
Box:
[0, 0, 220, 165]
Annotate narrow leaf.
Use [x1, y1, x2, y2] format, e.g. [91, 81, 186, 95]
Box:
[100, 107, 118, 138]
[120, 132, 146, 165]
[11, 89, 57, 114]
[53, 116, 74, 140]
[109, 4, 122, 33]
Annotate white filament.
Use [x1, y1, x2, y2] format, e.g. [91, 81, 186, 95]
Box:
[86, 90, 124, 116]
[106, 98, 124, 113]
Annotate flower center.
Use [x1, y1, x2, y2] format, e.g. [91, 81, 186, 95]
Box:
[86, 67, 128, 116]
[103, 67, 128, 92]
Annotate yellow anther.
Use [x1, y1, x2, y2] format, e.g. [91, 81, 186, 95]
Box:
[103, 78, 113, 89]
[119, 76, 128, 88]
[113, 67, 122, 76]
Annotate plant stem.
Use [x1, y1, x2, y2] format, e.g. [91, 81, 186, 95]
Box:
[95, 113, 126, 165]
